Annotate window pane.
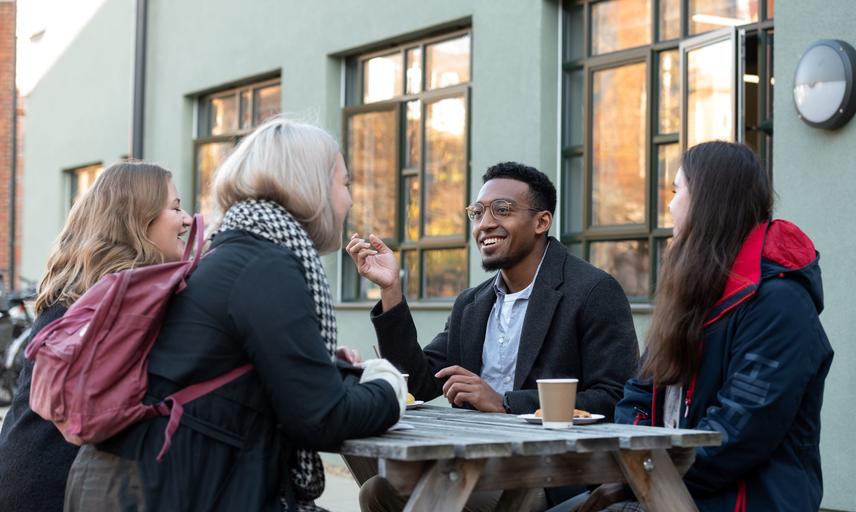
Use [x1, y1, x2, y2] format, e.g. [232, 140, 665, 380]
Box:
[405, 101, 421, 169]
[424, 248, 467, 299]
[659, 0, 681, 40]
[687, 38, 735, 147]
[406, 47, 422, 94]
[767, 0, 774, 18]
[564, 3, 584, 61]
[563, 70, 584, 147]
[592, 63, 647, 225]
[657, 144, 680, 228]
[426, 35, 470, 90]
[424, 97, 467, 237]
[254, 84, 281, 125]
[403, 176, 420, 241]
[240, 89, 252, 129]
[196, 142, 234, 218]
[563, 156, 583, 234]
[401, 250, 420, 299]
[69, 164, 103, 206]
[659, 50, 680, 134]
[590, 240, 650, 297]
[209, 94, 238, 135]
[363, 52, 403, 103]
[690, 0, 759, 35]
[591, 0, 651, 55]
[346, 110, 397, 239]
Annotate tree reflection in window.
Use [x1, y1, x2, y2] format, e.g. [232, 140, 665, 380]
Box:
[344, 32, 470, 301]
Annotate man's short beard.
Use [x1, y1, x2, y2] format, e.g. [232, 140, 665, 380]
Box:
[481, 250, 526, 272]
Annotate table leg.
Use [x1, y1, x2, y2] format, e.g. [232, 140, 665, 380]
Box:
[495, 488, 541, 512]
[403, 459, 485, 512]
[341, 454, 378, 486]
[614, 449, 698, 512]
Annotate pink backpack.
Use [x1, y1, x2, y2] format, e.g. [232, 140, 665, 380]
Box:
[26, 214, 252, 461]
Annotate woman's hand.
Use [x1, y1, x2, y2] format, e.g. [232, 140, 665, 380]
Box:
[345, 233, 400, 290]
[335, 346, 362, 366]
[572, 483, 634, 512]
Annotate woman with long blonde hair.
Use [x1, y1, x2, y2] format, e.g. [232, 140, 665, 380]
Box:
[0, 161, 191, 512]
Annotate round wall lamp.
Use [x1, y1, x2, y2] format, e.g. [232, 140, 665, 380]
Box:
[793, 39, 856, 129]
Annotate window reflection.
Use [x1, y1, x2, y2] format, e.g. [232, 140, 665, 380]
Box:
[659, 0, 681, 40]
[346, 110, 397, 239]
[425, 97, 467, 236]
[363, 53, 403, 103]
[196, 142, 234, 219]
[687, 38, 735, 147]
[659, 51, 680, 134]
[424, 248, 467, 299]
[240, 90, 252, 129]
[590, 240, 650, 297]
[690, 0, 758, 34]
[592, 63, 647, 226]
[254, 84, 281, 125]
[657, 144, 680, 228]
[404, 176, 420, 241]
[592, 0, 651, 55]
[68, 164, 104, 207]
[406, 48, 422, 94]
[405, 101, 421, 169]
[210, 94, 238, 135]
[401, 250, 420, 299]
[426, 35, 470, 90]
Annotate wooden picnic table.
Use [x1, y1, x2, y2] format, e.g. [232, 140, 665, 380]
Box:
[335, 405, 720, 512]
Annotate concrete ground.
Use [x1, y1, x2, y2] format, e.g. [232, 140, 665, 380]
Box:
[1, 405, 362, 511]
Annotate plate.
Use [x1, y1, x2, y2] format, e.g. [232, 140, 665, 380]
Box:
[517, 413, 605, 425]
[406, 400, 425, 410]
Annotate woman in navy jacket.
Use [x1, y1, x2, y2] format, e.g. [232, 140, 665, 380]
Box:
[578, 141, 833, 512]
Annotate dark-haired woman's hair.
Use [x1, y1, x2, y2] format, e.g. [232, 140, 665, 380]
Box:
[640, 141, 773, 385]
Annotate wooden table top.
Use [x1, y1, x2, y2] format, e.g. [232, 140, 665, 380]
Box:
[338, 405, 721, 461]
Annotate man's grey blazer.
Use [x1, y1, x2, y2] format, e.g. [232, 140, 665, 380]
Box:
[370, 237, 640, 418]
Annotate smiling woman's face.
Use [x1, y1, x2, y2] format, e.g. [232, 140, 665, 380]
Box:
[146, 179, 192, 262]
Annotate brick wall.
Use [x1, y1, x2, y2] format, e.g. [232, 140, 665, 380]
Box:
[0, 0, 20, 289]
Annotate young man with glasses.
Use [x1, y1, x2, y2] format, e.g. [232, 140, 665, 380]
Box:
[348, 162, 639, 511]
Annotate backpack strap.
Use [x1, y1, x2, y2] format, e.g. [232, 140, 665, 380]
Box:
[152, 363, 253, 462]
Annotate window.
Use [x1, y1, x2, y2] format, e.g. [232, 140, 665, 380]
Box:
[194, 78, 281, 219]
[561, 0, 773, 301]
[65, 163, 103, 209]
[342, 30, 471, 302]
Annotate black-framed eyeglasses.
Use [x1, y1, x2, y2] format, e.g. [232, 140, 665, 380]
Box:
[465, 199, 541, 222]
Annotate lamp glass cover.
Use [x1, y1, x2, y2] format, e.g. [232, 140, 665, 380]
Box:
[793, 44, 847, 123]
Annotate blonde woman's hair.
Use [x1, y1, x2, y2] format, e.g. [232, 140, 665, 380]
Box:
[210, 116, 341, 253]
[36, 161, 173, 313]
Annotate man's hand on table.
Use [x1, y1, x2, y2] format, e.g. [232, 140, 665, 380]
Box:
[435, 365, 505, 413]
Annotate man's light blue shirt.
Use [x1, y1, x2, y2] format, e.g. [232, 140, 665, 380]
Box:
[481, 243, 549, 396]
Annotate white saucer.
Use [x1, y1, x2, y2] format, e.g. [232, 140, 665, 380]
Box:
[517, 413, 605, 425]
[406, 401, 425, 410]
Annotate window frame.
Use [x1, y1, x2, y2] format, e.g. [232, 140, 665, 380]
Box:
[64, 161, 103, 211]
[192, 77, 282, 214]
[341, 29, 472, 303]
[560, 0, 774, 301]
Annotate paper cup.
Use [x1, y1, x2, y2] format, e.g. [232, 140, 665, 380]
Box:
[536, 378, 578, 428]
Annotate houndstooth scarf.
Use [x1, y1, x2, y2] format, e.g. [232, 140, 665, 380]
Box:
[215, 199, 334, 512]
